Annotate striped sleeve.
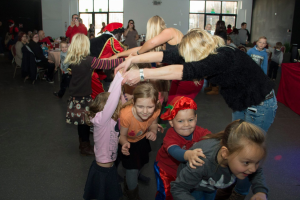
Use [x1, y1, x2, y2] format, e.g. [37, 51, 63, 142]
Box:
[91, 57, 125, 70]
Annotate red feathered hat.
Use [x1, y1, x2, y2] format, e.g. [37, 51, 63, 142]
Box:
[8, 20, 14, 24]
[160, 96, 197, 121]
[103, 22, 123, 32]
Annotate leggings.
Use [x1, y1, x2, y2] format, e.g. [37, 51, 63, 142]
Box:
[126, 169, 139, 190]
[78, 124, 90, 142]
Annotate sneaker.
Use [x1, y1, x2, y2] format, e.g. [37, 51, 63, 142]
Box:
[53, 92, 61, 98]
[47, 79, 54, 83]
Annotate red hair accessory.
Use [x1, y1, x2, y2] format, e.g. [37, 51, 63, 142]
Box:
[160, 96, 197, 120]
[103, 22, 123, 32]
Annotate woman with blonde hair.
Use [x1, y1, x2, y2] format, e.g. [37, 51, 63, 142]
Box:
[115, 28, 277, 199]
[64, 33, 124, 155]
[111, 15, 204, 105]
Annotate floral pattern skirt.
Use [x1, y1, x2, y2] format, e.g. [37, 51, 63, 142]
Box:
[66, 95, 93, 125]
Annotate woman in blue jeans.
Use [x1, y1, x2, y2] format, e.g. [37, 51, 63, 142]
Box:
[115, 29, 277, 200]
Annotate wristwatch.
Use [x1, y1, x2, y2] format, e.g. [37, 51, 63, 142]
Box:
[139, 69, 144, 81]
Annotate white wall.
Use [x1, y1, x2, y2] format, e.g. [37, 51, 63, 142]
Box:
[42, 0, 77, 38]
[41, 0, 252, 38]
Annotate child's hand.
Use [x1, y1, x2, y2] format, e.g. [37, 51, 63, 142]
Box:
[146, 131, 157, 141]
[157, 124, 164, 133]
[184, 149, 206, 169]
[122, 142, 130, 156]
[68, 71, 72, 75]
[250, 192, 267, 200]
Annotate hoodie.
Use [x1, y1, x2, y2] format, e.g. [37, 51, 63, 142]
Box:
[247, 45, 268, 75]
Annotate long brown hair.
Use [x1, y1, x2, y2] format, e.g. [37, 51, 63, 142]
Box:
[204, 120, 267, 157]
[85, 92, 122, 126]
[122, 83, 161, 112]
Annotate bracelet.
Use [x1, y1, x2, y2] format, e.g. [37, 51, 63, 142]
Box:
[137, 51, 140, 55]
[139, 69, 144, 81]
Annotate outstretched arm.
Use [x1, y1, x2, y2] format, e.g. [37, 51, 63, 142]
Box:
[91, 57, 125, 70]
[109, 47, 141, 59]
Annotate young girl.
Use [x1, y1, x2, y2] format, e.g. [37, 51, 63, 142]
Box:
[64, 33, 124, 155]
[171, 120, 268, 200]
[119, 83, 161, 199]
[83, 71, 123, 200]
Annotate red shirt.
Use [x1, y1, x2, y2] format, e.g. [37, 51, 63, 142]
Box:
[227, 29, 232, 35]
[39, 37, 53, 48]
[156, 126, 211, 176]
[66, 23, 87, 42]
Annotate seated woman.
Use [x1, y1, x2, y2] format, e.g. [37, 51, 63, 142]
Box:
[27, 33, 55, 83]
[15, 32, 28, 67]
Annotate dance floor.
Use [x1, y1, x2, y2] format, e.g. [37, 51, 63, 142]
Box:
[0, 56, 299, 200]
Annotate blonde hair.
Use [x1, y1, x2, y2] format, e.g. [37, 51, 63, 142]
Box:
[179, 28, 225, 62]
[64, 34, 90, 65]
[204, 120, 267, 158]
[122, 83, 161, 112]
[146, 15, 167, 52]
[85, 92, 122, 126]
[258, 36, 267, 41]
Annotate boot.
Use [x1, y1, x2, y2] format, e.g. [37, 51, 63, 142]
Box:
[123, 185, 142, 200]
[215, 183, 235, 200]
[79, 141, 94, 155]
[204, 83, 212, 91]
[138, 173, 150, 184]
[206, 86, 219, 95]
[227, 190, 246, 200]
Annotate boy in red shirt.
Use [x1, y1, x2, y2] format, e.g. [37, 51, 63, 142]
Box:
[154, 96, 211, 200]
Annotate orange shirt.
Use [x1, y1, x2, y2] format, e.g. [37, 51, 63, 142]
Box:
[120, 105, 161, 143]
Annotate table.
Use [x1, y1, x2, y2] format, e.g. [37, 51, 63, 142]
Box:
[48, 50, 61, 81]
[277, 62, 300, 115]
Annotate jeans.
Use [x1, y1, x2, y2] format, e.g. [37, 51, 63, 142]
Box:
[58, 74, 71, 97]
[232, 90, 277, 195]
[191, 190, 217, 200]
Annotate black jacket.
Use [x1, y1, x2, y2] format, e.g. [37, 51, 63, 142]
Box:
[162, 46, 274, 111]
[28, 40, 47, 63]
[21, 45, 37, 80]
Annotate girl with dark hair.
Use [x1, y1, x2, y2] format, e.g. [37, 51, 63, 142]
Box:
[215, 20, 227, 42]
[124, 19, 139, 49]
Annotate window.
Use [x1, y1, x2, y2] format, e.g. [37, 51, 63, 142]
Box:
[189, 1, 237, 32]
[79, 0, 123, 36]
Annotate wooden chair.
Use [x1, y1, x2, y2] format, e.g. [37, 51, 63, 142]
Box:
[11, 45, 21, 78]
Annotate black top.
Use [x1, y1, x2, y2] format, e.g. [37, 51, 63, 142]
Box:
[166, 42, 178, 51]
[162, 46, 274, 111]
[28, 40, 47, 63]
[68, 56, 94, 97]
[90, 34, 112, 57]
[215, 31, 227, 42]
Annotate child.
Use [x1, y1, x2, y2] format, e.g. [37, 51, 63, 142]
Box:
[53, 41, 71, 98]
[119, 83, 161, 199]
[171, 120, 268, 200]
[154, 96, 211, 200]
[268, 42, 283, 80]
[83, 71, 123, 200]
[64, 33, 124, 155]
[247, 36, 268, 75]
[226, 36, 237, 48]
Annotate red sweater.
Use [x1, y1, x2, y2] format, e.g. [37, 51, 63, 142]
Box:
[66, 23, 87, 42]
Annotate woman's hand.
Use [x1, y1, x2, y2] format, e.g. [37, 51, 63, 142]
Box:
[146, 131, 157, 141]
[122, 69, 140, 85]
[122, 142, 130, 156]
[184, 149, 206, 169]
[114, 57, 133, 75]
[250, 192, 267, 200]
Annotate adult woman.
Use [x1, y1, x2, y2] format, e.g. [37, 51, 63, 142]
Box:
[111, 16, 203, 104]
[27, 33, 55, 83]
[123, 19, 139, 49]
[229, 28, 239, 46]
[15, 32, 28, 67]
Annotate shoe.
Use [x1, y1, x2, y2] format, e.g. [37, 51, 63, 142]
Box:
[227, 190, 246, 200]
[204, 83, 212, 91]
[138, 173, 150, 184]
[53, 92, 62, 98]
[206, 86, 219, 95]
[47, 78, 54, 83]
[79, 141, 95, 156]
[123, 178, 142, 200]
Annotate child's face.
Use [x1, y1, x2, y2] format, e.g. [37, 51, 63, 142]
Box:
[134, 98, 156, 121]
[226, 40, 231, 45]
[257, 39, 267, 50]
[61, 44, 68, 53]
[226, 142, 265, 180]
[169, 109, 197, 137]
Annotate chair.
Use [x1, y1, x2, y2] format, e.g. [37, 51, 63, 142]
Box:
[237, 45, 247, 53]
[11, 45, 21, 78]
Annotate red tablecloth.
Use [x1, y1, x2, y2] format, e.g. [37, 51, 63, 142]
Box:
[277, 63, 300, 115]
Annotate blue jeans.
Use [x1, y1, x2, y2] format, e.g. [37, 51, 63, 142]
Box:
[232, 91, 277, 195]
[191, 190, 217, 200]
